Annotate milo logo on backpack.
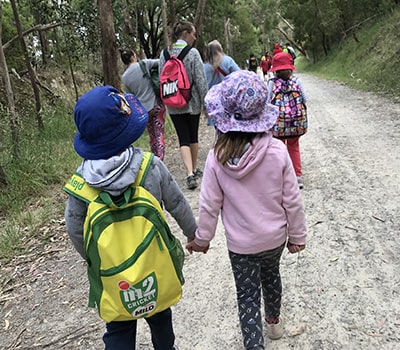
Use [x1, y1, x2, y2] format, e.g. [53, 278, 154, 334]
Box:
[119, 272, 158, 317]
[160, 45, 192, 108]
[63, 152, 185, 322]
[271, 77, 307, 138]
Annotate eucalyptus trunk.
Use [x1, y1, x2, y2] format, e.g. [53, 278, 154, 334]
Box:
[98, 0, 119, 88]
[0, 3, 18, 161]
[10, 0, 44, 130]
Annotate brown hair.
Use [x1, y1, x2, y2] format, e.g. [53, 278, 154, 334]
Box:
[214, 132, 257, 166]
[275, 69, 292, 80]
[119, 48, 135, 65]
[172, 21, 195, 43]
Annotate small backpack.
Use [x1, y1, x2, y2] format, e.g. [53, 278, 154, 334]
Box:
[271, 77, 307, 138]
[63, 152, 185, 323]
[139, 60, 161, 99]
[160, 45, 192, 108]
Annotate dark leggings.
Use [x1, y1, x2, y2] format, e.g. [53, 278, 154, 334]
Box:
[229, 243, 285, 350]
[103, 308, 175, 350]
[170, 113, 200, 147]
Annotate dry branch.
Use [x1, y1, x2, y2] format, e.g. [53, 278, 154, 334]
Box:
[3, 23, 61, 50]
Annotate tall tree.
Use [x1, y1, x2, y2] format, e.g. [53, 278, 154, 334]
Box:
[161, 0, 170, 47]
[0, 2, 19, 163]
[193, 0, 207, 39]
[10, 0, 44, 130]
[98, 0, 119, 87]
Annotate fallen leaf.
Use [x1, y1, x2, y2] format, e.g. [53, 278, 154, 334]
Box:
[291, 325, 306, 336]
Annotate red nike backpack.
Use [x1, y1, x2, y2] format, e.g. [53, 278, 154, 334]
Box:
[160, 46, 192, 108]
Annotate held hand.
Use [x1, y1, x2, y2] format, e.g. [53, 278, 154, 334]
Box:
[186, 241, 210, 254]
[287, 242, 305, 254]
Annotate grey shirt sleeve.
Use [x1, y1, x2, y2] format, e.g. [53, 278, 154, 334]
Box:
[64, 195, 88, 259]
[142, 157, 197, 239]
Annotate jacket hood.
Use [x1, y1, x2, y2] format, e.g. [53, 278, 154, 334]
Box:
[77, 146, 143, 197]
[219, 132, 273, 180]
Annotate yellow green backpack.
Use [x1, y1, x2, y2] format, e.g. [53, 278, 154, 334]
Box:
[63, 152, 184, 322]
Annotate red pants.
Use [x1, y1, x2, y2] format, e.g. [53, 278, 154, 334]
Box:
[147, 104, 166, 160]
[280, 137, 302, 176]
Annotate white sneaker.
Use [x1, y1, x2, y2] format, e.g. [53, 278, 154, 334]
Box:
[266, 317, 284, 340]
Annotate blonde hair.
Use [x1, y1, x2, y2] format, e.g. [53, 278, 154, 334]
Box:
[205, 40, 224, 68]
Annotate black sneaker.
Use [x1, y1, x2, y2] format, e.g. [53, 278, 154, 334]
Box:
[186, 175, 197, 189]
[193, 168, 203, 179]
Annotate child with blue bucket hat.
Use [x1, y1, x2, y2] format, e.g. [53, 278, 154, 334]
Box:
[65, 85, 196, 350]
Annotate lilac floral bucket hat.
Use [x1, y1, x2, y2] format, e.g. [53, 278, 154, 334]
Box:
[204, 70, 279, 133]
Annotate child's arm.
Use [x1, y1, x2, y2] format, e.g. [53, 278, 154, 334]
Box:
[64, 195, 88, 259]
[155, 158, 197, 239]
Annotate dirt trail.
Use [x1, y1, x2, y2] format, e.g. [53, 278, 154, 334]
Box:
[1, 73, 400, 350]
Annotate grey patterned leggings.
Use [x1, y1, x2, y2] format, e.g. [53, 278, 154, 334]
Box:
[229, 243, 285, 350]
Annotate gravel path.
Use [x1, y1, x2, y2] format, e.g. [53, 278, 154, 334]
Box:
[1, 73, 399, 350]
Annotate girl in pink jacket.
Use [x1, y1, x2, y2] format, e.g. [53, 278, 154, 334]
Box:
[186, 70, 307, 350]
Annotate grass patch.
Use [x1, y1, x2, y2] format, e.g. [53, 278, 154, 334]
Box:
[296, 8, 400, 99]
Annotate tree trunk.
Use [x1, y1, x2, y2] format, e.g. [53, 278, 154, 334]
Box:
[32, 10, 49, 66]
[10, 0, 44, 130]
[97, 0, 120, 88]
[122, 0, 133, 37]
[193, 0, 207, 41]
[224, 17, 232, 56]
[168, 0, 176, 29]
[161, 0, 170, 47]
[0, 2, 19, 160]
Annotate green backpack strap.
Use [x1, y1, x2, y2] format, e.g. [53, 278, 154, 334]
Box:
[63, 152, 153, 202]
[63, 173, 100, 203]
[134, 152, 153, 186]
[139, 60, 150, 80]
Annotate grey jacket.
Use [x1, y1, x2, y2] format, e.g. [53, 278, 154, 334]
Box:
[159, 41, 208, 115]
[122, 59, 159, 111]
[64, 146, 197, 258]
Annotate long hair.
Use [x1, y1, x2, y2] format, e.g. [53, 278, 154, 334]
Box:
[214, 132, 258, 166]
[171, 21, 195, 44]
[205, 40, 224, 68]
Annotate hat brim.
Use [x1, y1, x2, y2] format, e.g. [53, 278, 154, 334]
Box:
[205, 84, 279, 134]
[74, 92, 148, 160]
[269, 63, 296, 72]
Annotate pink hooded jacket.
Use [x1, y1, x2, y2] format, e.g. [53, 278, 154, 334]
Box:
[195, 132, 306, 254]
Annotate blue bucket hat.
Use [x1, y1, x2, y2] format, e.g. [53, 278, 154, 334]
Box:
[73, 85, 148, 160]
[204, 70, 279, 133]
